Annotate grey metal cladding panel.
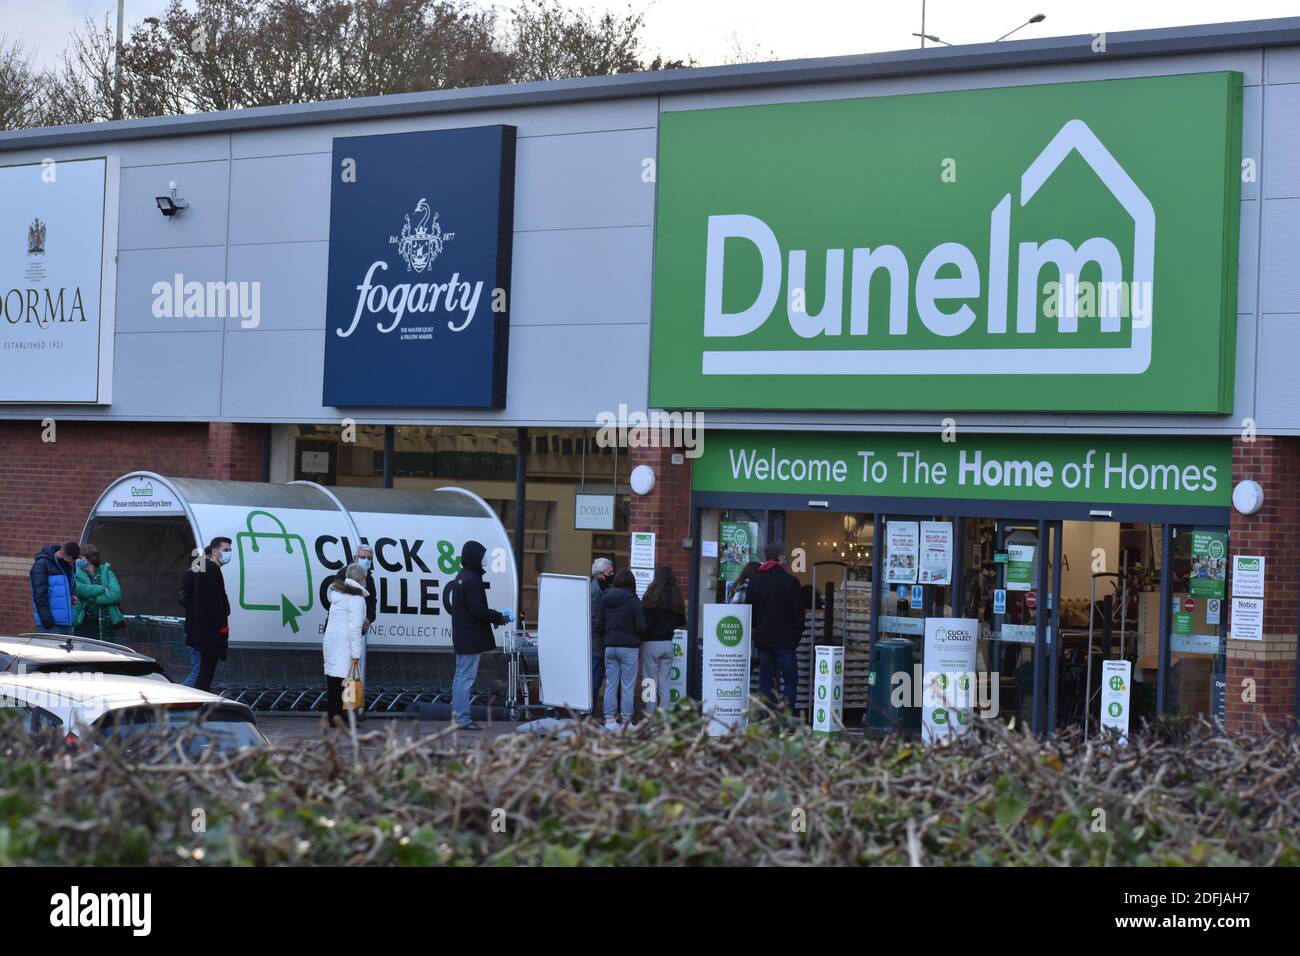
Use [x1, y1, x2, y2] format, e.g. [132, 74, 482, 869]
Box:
[228, 97, 658, 159]
[1259, 197, 1300, 313]
[659, 49, 1265, 113]
[117, 160, 229, 250]
[219, 323, 648, 423]
[1241, 84, 1261, 202]
[222, 329, 326, 420]
[1256, 313, 1300, 428]
[115, 246, 230, 334]
[227, 242, 328, 331]
[1266, 46, 1300, 83]
[1238, 199, 1259, 315]
[111, 331, 224, 418]
[1234, 310, 1257, 423]
[1262, 82, 1300, 199]
[512, 129, 656, 232]
[0, 135, 229, 170]
[509, 226, 651, 326]
[228, 153, 332, 244]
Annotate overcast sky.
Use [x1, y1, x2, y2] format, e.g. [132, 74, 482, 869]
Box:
[4, 0, 1298, 71]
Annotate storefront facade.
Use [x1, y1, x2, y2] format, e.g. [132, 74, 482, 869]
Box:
[1, 18, 1298, 730]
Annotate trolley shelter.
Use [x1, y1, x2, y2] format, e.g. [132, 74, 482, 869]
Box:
[82, 472, 518, 650]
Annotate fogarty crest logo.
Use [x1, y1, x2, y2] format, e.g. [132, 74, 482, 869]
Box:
[389, 198, 454, 273]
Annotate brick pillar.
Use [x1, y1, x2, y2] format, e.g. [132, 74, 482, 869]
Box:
[626, 444, 693, 605]
[1225, 436, 1299, 734]
[207, 423, 266, 481]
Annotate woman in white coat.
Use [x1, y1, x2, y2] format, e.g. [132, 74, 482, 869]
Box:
[322, 562, 368, 727]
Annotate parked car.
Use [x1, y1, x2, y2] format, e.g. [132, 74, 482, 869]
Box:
[0, 633, 169, 682]
[0, 673, 269, 758]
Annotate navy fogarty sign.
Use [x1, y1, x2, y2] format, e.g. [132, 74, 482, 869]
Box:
[323, 125, 516, 408]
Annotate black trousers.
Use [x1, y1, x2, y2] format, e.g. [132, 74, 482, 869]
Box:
[194, 654, 221, 693]
[325, 676, 345, 724]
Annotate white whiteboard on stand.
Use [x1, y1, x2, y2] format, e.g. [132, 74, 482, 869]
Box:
[537, 573, 593, 710]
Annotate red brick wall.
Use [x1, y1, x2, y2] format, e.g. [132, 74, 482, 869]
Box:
[1225, 436, 1299, 734]
[627, 444, 693, 606]
[0, 421, 266, 633]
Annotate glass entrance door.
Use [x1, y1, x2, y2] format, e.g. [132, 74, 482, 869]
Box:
[1162, 525, 1229, 720]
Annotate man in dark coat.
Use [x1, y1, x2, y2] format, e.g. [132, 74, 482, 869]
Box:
[180, 537, 232, 692]
[588, 556, 614, 713]
[746, 541, 805, 713]
[30, 541, 80, 635]
[448, 540, 512, 730]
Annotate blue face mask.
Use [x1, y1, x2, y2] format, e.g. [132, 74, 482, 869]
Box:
[76, 559, 88, 570]
[218, 550, 232, 566]
[358, 558, 371, 571]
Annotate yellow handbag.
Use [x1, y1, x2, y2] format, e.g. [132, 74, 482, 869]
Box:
[342, 660, 365, 711]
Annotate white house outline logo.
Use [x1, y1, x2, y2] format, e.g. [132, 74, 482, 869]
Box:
[700, 119, 1155, 377]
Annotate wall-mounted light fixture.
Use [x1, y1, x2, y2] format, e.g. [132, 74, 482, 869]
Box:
[630, 465, 656, 496]
[1232, 480, 1264, 515]
[155, 181, 188, 219]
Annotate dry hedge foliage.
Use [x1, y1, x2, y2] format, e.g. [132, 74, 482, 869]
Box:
[1, 707, 1297, 866]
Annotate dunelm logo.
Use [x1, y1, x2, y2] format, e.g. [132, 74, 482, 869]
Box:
[703, 120, 1154, 377]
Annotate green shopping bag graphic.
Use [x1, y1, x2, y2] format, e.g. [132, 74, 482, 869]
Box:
[237, 510, 314, 633]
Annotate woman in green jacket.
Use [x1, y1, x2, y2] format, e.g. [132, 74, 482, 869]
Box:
[73, 544, 124, 642]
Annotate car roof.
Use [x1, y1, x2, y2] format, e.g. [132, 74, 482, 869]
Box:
[0, 642, 159, 667]
[2, 633, 151, 658]
[0, 673, 228, 710]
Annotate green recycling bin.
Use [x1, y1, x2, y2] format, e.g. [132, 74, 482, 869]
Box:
[863, 638, 921, 737]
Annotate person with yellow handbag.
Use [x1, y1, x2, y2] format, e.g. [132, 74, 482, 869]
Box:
[322, 562, 368, 729]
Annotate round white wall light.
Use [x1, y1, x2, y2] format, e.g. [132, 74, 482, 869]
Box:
[630, 465, 656, 496]
[1232, 479, 1263, 515]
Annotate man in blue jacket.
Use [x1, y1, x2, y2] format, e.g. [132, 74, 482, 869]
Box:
[30, 541, 81, 635]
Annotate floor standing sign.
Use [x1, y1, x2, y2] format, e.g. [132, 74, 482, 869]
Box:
[812, 645, 845, 738]
[701, 604, 752, 736]
[921, 618, 979, 743]
[669, 628, 689, 705]
[1099, 659, 1133, 744]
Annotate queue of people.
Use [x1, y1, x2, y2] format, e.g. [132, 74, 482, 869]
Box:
[589, 558, 686, 730]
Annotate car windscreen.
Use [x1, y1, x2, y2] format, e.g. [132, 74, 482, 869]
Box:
[94, 704, 267, 756]
[33, 661, 169, 681]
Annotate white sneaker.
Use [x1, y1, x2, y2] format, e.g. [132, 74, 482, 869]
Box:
[603, 720, 620, 732]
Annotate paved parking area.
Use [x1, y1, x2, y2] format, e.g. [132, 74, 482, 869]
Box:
[256, 714, 522, 752]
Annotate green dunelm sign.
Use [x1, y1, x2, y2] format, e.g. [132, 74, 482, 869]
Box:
[651, 73, 1242, 413]
[692, 433, 1232, 508]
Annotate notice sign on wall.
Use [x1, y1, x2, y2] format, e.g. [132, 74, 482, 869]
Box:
[1231, 555, 1265, 598]
[921, 617, 979, 744]
[323, 126, 516, 408]
[0, 157, 117, 404]
[886, 521, 919, 584]
[630, 532, 656, 569]
[701, 604, 752, 736]
[1230, 597, 1263, 641]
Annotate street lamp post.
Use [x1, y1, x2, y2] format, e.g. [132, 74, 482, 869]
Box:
[996, 13, 1047, 42]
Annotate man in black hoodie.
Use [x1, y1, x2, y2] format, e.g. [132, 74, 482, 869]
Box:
[746, 542, 805, 713]
[448, 540, 512, 730]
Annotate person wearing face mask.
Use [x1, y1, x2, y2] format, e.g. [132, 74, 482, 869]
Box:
[324, 543, 378, 720]
[72, 544, 124, 642]
[180, 536, 232, 692]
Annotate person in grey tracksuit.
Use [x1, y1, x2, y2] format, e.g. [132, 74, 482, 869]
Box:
[595, 567, 645, 726]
